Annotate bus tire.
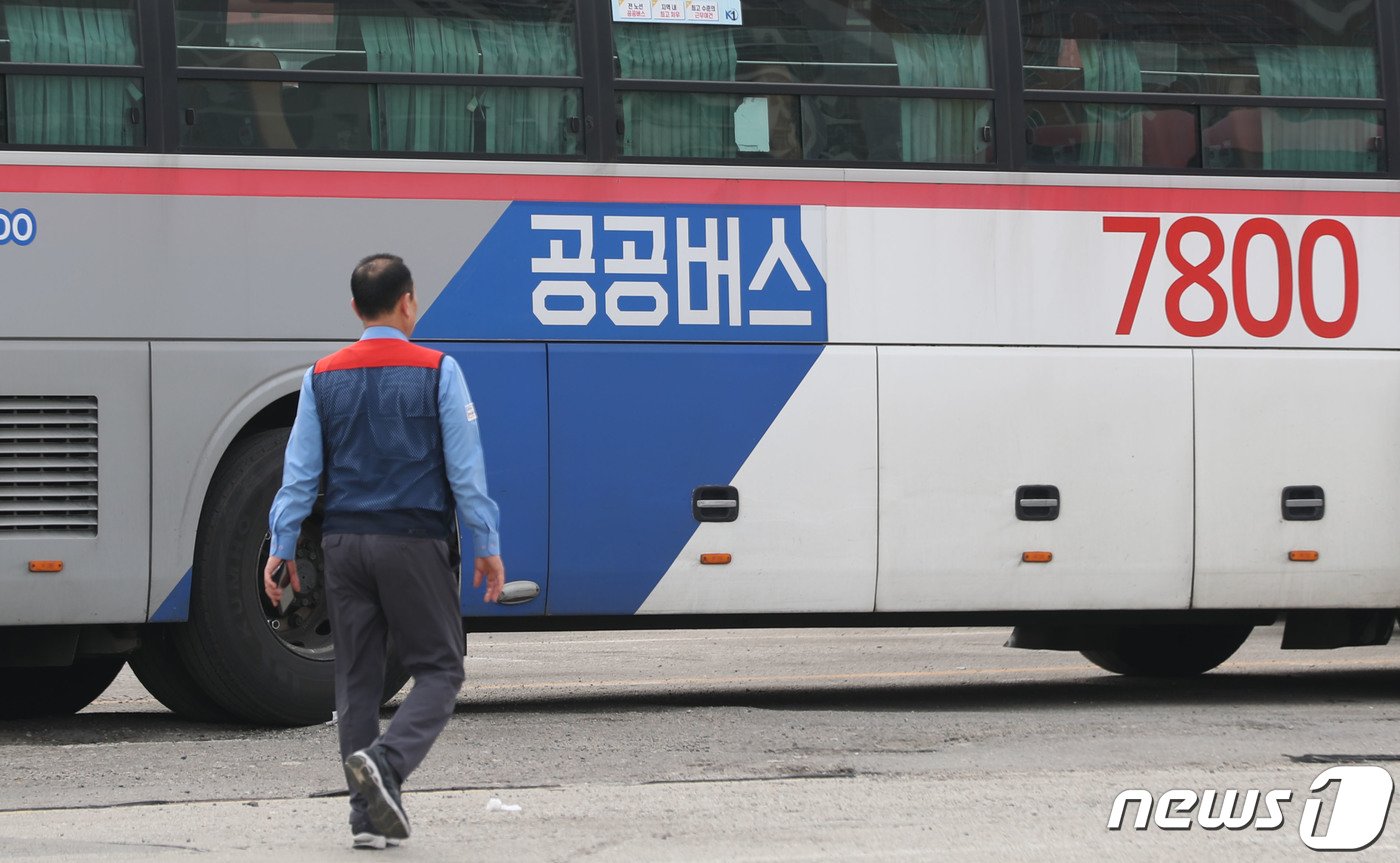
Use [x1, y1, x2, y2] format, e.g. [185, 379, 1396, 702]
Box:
[1081, 624, 1254, 677]
[0, 658, 126, 719]
[129, 625, 232, 723]
[173, 429, 409, 726]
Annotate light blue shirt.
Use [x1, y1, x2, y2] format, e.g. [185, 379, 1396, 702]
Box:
[268, 326, 501, 560]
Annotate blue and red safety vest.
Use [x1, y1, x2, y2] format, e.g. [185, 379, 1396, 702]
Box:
[311, 338, 454, 541]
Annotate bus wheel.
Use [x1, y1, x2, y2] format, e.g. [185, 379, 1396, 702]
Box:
[173, 430, 408, 726]
[1081, 624, 1254, 677]
[0, 658, 126, 719]
[129, 625, 232, 723]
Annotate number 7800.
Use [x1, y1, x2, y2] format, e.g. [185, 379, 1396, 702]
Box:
[1103, 215, 1358, 339]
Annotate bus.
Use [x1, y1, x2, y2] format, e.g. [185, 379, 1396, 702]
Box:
[3, 0, 1398, 725]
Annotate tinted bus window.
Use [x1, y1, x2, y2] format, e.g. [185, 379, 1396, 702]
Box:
[179, 79, 581, 155]
[613, 0, 992, 164]
[1020, 0, 1383, 172]
[1203, 106, 1383, 173]
[1026, 101, 1198, 169]
[0, 0, 143, 147]
[6, 75, 143, 146]
[1, 0, 140, 65]
[175, 0, 581, 155]
[1021, 0, 1379, 98]
[615, 0, 988, 87]
[176, 0, 576, 75]
[619, 90, 992, 164]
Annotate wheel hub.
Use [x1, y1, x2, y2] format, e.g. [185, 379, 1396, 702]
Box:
[257, 521, 334, 661]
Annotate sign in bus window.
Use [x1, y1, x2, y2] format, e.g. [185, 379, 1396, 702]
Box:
[613, 0, 741, 25]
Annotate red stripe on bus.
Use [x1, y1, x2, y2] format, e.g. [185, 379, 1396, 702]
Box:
[2, 164, 1398, 216]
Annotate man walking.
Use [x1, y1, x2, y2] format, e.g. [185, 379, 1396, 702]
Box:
[264, 253, 505, 848]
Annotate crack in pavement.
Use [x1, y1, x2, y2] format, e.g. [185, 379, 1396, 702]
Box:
[641, 768, 862, 785]
[0, 783, 565, 815]
[1287, 753, 1400, 763]
[0, 771, 870, 817]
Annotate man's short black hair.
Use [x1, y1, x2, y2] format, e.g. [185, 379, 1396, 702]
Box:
[351, 254, 413, 319]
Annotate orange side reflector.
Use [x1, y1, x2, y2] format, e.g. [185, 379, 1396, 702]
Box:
[1289, 550, 1319, 562]
[1022, 551, 1053, 563]
[28, 560, 63, 573]
[700, 553, 732, 565]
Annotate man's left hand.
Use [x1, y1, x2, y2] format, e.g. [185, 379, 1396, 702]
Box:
[473, 555, 505, 603]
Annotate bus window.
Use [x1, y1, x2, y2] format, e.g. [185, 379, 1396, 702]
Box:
[612, 0, 986, 87]
[613, 23, 736, 158]
[612, 0, 991, 165]
[6, 74, 144, 147]
[175, 0, 581, 156]
[1203, 106, 1384, 173]
[1026, 102, 1199, 169]
[1, 0, 140, 66]
[618, 90, 991, 164]
[1019, 0, 1382, 172]
[1020, 0, 1378, 98]
[176, 0, 576, 75]
[180, 77, 582, 156]
[0, 0, 143, 147]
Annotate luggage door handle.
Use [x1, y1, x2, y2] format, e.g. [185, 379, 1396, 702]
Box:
[1282, 486, 1324, 521]
[1016, 485, 1060, 521]
[693, 486, 739, 522]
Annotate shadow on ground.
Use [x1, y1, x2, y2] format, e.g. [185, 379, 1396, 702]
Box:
[4, 666, 1399, 746]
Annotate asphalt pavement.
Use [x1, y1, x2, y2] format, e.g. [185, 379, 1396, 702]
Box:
[3, 625, 1400, 861]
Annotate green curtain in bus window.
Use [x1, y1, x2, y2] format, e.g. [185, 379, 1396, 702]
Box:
[361, 16, 576, 155]
[616, 25, 736, 158]
[476, 20, 577, 155]
[360, 17, 404, 150]
[4, 2, 139, 146]
[891, 33, 988, 163]
[361, 16, 476, 153]
[1080, 40, 1142, 167]
[1257, 46, 1380, 172]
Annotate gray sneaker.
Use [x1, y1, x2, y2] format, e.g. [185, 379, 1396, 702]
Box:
[344, 746, 410, 840]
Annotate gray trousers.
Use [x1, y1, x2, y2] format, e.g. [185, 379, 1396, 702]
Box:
[321, 533, 465, 828]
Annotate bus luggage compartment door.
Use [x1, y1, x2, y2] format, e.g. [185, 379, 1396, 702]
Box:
[0, 342, 150, 626]
[432, 344, 549, 618]
[876, 347, 1194, 612]
[546, 344, 877, 616]
[1193, 350, 1400, 609]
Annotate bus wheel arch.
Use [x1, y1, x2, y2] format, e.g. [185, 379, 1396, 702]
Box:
[166, 381, 306, 622]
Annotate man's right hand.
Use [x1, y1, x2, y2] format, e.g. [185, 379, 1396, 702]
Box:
[263, 555, 301, 606]
[473, 555, 505, 603]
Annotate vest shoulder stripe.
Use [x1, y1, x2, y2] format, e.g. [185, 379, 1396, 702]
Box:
[314, 339, 444, 374]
